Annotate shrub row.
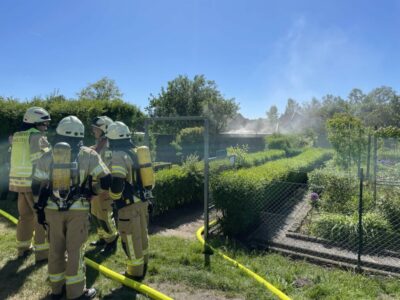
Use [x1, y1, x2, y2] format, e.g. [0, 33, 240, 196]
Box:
[212, 148, 333, 236]
[0, 97, 144, 140]
[265, 133, 315, 152]
[205, 149, 287, 174]
[152, 149, 287, 215]
[153, 165, 203, 215]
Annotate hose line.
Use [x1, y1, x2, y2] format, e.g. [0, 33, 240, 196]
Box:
[0, 208, 173, 300]
[196, 220, 291, 300]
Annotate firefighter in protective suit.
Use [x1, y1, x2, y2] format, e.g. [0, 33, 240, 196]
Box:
[89, 116, 119, 253]
[106, 121, 154, 280]
[9, 106, 51, 262]
[32, 116, 111, 300]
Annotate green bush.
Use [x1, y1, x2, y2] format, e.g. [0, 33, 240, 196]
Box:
[245, 149, 287, 167]
[377, 186, 400, 231]
[311, 212, 395, 251]
[227, 145, 249, 168]
[265, 133, 291, 151]
[195, 149, 287, 174]
[212, 148, 333, 236]
[153, 165, 203, 215]
[152, 149, 287, 217]
[308, 167, 358, 214]
[0, 96, 144, 139]
[152, 149, 287, 216]
[266, 133, 315, 149]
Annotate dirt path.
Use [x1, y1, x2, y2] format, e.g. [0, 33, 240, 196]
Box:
[149, 203, 205, 240]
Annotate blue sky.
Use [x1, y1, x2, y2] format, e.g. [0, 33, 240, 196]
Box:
[0, 0, 399, 119]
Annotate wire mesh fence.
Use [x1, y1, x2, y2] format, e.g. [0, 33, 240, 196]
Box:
[243, 168, 400, 275]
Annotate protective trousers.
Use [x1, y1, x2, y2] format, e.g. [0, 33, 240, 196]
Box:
[45, 208, 89, 299]
[90, 191, 118, 243]
[118, 201, 149, 277]
[17, 191, 48, 261]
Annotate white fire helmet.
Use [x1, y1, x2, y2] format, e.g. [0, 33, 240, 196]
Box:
[23, 107, 51, 124]
[56, 116, 85, 138]
[105, 121, 132, 140]
[92, 116, 113, 133]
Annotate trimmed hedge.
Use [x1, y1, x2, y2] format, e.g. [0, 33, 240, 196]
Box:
[153, 165, 203, 215]
[212, 148, 333, 236]
[206, 149, 286, 174]
[152, 149, 287, 216]
[0, 97, 144, 139]
[265, 133, 314, 154]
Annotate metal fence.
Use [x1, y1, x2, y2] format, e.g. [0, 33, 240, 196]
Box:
[243, 166, 400, 275]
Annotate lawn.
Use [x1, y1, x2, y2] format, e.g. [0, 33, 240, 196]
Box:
[1, 199, 400, 300]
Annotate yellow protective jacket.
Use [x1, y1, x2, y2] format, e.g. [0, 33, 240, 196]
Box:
[9, 128, 49, 192]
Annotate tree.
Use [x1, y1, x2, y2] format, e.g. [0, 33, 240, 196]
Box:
[319, 95, 349, 119]
[359, 86, 397, 127]
[146, 75, 239, 134]
[282, 98, 301, 119]
[266, 105, 279, 131]
[389, 95, 400, 127]
[78, 77, 123, 101]
[326, 113, 366, 169]
[348, 88, 365, 106]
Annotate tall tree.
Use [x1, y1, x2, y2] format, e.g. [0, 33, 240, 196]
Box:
[266, 105, 279, 123]
[319, 95, 349, 119]
[146, 75, 239, 134]
[78, 77, 123, 101]
[266, 105, 279, 131]
[359, 86, 396, 127]
[326, 113, 366, 169]
[282, 98, 301, 119]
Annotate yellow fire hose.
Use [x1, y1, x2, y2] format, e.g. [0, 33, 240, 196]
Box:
[0, 209, 173, 300]
[197, 220, 291, 300]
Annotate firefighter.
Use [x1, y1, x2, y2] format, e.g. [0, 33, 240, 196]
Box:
[9, 106, 51, 262]
[106, 121, 154, 280]
[32, 116, 111, 300]
[89, 116, 119, 253]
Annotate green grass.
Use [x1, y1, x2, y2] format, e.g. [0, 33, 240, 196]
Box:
[1, 199, 400, 299]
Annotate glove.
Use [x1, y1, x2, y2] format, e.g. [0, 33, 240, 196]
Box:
[34, 203, 47, 226]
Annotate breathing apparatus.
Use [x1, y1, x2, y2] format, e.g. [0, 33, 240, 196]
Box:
[106, 121, 155, 201]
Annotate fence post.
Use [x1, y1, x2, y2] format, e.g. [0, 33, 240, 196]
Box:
[357, 168, 364, 272]
[366, 134, 371, 180]
[357, 128, 362, 177]
[203, 118, 211, 267]
[373, 127, 378, 204]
